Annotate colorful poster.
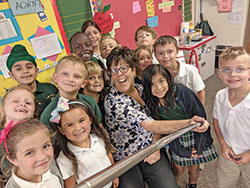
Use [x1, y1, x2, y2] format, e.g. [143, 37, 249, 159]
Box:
[0, 9, 23, 45]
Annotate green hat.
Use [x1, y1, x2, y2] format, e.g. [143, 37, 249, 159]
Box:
[7, 44, 37, 71]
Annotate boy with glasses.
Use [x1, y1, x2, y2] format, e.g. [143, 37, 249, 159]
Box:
[213, 46, 250, 188]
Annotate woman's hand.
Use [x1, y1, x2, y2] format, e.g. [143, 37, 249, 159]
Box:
[144, 150, 161, 165]
[113, 177, 119, 188]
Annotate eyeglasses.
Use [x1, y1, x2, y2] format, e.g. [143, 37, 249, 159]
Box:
[109, 65, 130, 76]
[219, 67, 250, 75]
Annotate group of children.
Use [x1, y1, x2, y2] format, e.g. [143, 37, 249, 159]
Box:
[0, 19, 249, 188]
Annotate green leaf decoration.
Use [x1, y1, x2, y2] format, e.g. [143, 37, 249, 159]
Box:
[103, 4, 111, 13]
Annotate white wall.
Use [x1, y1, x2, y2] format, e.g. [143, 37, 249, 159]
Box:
[192, 0, 249, 46]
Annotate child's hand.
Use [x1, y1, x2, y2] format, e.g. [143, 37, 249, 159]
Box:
[113, 177, 119, 188]
[144, 150, 161, 165]
[233, 151, 250, 165]
[191, 148, 203, 158]
[221, 143, 235, 161]
[192, 117, 209, 133]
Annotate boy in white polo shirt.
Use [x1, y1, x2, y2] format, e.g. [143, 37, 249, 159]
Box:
[154, 35, 205, 105]
[213, 46, 250, 188]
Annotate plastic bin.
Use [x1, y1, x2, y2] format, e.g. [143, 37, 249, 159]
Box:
[215, 45, 231, 68]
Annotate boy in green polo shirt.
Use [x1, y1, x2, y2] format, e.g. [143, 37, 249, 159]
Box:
[40, 54, 102, 129]
[7, 44, 58, 115]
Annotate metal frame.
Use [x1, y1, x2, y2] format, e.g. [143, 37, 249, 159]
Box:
[74, 124, 199, 188]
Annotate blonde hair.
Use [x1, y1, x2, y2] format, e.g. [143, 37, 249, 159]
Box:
[85, 60, 103, 76]
[135, 45, 153, 60]
[219, 46, 250, 67]
[55, 54, 87, 75]
[0, 86, 37, 128]
[100, 35, 120, 50]
[0, 119, 52, 180]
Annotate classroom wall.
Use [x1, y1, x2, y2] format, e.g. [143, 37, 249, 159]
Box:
[0, 0, 67, 97]
[193, 0, 249, 46]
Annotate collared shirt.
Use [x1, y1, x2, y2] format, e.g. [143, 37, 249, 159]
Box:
[34, 81, 58, 114]
[5, 169, 62, 188]
[213, 87, 250, 155]
[174, 62, 205, 93]
[56, 134, 112, 188]
[104, 84, 154, 161]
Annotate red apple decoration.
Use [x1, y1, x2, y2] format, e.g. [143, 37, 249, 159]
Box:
[93, 4, 114, 34]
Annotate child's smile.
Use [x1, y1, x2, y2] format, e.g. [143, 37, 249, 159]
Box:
[60, 107, 92, 148]
[155, 43, 178, 69]
[3, 89, 35, 124]
[53, 60, 87, 96]
[151, 73, 169, 103]
[12, 131, 53, 183]
[218, 55, 250, 90]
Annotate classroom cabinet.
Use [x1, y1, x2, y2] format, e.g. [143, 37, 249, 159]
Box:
[179, 36, 216, 80]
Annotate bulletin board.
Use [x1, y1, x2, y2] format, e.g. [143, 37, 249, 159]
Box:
[99, 0, 184, 49]
[0, 0, 67, 97]
[52, 0, 191, 50]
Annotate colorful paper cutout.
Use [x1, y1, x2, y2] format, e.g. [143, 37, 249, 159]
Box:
[132, 1, 141, 14]
[146, 0, 155, 17]
[147, 16, 158, 28]
[93, 4, 114, 34]
[28, 26, 64, 62]
[91, 0, 98, 13]
[159, 0, 174, 12]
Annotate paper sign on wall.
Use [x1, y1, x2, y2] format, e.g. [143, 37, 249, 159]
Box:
[147, 16, 158, 28]
[132, 1, 141, 14]
[218, 0, 232, 12]
[159, 0, 174, 13]
[30, 32, 62, 60]
[0, 18, 17, 40]
[8, 0, 43, 15]
[146, 0, 155, 17]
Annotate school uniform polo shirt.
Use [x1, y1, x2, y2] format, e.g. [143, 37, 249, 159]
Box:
[40, 93, 102, 128]
[56, 134, 112, 188]
[5, 169, 62, 188]
[174, 61, 205, 93]
[34, 81, 58, 114]
[213, 87, 250, 155]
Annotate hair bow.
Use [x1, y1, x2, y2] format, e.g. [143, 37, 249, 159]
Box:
[50, 97, 70, 124]
[0, 120, 23, 153]
[50, 97, 89, 124]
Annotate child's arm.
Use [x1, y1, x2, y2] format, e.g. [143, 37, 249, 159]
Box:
[64, 175, 76, 188]
[107, 152, 119, 188]
[213, 118, 235, 160]
[197, 88, 205, 105]
[234, 151, 250, 166]
[144, 134, 161, 164]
